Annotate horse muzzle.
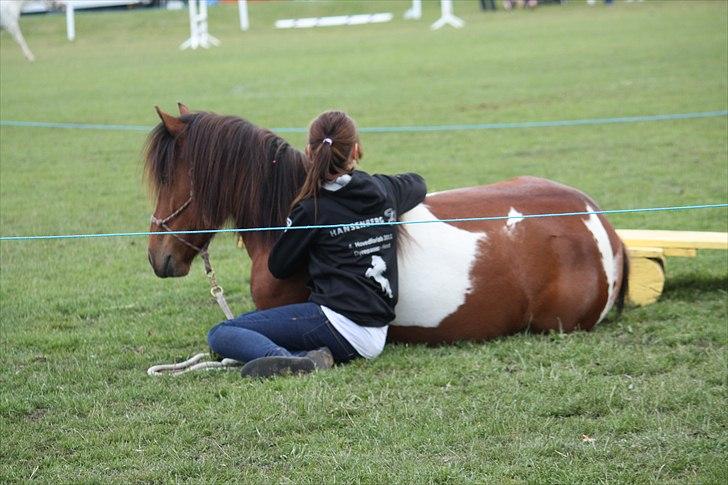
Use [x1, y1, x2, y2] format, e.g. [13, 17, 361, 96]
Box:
[148, 250, 191, 278]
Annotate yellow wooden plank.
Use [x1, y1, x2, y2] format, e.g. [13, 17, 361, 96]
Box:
[616, 229, 728, 250]
[627, 247, 664, 258]
[663, 247, 697, 257]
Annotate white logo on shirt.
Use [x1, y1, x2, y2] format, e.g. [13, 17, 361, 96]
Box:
[384, 208, 396, 222]
[365, 255, 393, 299]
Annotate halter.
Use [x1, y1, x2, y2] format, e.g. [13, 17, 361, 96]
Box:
[150, 192, 235, 320]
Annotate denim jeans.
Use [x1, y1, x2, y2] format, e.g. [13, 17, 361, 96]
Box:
[207, 302, 359, 364]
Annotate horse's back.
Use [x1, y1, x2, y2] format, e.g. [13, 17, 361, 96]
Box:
[390, 176, 625, 343]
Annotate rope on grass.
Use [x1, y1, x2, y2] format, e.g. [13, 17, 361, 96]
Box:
[147, 352, 241, 376]
[0, 110, 726, 134]
[1, 203, 726, 242]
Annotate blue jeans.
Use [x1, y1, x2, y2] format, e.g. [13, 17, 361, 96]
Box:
[207, 302, 359, 364]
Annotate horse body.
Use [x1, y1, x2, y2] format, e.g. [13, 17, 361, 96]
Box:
[390, 178, 624, 342]
[145, 107, 627, 345]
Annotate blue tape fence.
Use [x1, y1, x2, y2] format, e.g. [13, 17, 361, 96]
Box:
[1, 203, 726, 242]
[0, 110, 726, 134]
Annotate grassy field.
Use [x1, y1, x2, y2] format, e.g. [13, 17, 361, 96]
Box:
[1, 0, 726, 482]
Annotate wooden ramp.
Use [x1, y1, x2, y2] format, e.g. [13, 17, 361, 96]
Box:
[616, 230, 728, 306]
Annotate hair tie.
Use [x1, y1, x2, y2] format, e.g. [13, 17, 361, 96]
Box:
[323, 138, 333, 146]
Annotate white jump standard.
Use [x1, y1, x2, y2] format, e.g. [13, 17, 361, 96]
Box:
[431, 0, 464, 30]
[404, 0, 422, 20]
[180, 0, 219, 50]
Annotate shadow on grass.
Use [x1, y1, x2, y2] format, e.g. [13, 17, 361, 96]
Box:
[662, 273, 728, 301]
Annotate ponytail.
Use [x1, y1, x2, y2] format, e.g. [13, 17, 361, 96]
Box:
[290, 111, 361, 217]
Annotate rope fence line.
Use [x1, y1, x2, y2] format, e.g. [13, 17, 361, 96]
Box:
[0, 110, 725, 134]
[1, 203, 726, 242]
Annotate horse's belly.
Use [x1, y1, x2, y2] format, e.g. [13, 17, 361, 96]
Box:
[393, 204, 486, 327]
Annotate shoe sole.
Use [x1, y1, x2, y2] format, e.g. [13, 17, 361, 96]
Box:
[306, 349, 334, 370]
[241, 356, 315, 378]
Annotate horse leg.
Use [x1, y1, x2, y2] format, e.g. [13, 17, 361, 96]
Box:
[6, 22, 35, 61]
[529, 238, 625, 333]
[529, 278, 602, 333]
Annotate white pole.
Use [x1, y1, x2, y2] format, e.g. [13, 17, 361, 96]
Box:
[238, 0, 249, 31]
[65, 1, 75, 41]
[199, 0, 208, 41]
[182, 0, 199, 49]
[404, 0, 422, 20]
[431, 0, 464, 30]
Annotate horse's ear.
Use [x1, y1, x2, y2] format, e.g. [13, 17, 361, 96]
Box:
[178, 102, 190, 115]
[155, 106, 184, 136]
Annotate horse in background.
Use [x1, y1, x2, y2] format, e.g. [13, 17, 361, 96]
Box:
[144, 105, 629, 344]
[1, 0, 59, 62]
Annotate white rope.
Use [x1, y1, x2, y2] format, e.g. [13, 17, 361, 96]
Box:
[147, 352, 241, 376]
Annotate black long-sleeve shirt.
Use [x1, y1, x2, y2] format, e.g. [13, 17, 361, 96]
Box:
[268, 170, 427, 326]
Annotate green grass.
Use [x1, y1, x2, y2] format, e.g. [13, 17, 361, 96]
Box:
[1, 0, 727, 482]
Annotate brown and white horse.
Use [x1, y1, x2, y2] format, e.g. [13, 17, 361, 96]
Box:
[145, 105, 628, 344]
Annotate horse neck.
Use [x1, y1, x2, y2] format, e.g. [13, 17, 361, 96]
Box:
[228, 139, 308, 252]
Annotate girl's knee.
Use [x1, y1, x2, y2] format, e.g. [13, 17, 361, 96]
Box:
[207, 323, 225, 350]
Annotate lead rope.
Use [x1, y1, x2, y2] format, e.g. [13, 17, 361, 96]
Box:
[200, 250, 235, 320]
[147, 353, 241, 376]
[147, 202, 242, 376]
[147, 250, 243, 376]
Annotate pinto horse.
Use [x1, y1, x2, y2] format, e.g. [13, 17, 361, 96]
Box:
[145, 105, 628, 344]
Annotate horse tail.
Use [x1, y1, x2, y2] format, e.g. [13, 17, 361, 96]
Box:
[615, 243, 630, 316]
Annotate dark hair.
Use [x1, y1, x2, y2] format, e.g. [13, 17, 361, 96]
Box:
[290, 111, 362, 213]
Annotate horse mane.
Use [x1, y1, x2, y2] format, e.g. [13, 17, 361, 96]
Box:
[144, 111, 308, 245]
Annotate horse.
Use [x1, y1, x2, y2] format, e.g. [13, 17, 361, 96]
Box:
[145, 105, 629, 344]
[0, 0, 59, 62]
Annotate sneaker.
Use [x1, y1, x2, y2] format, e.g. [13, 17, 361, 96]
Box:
[241, 356, 315, 378]
[305, 347, 334, 370]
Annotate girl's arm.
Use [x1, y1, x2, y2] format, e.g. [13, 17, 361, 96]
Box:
[375, 173, 427, 213]
[268, 204, 318, 279]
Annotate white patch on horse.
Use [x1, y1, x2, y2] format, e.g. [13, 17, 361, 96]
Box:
[582, 204, 618, 323]
[393, 204, 486, 328]
[365, 255, 393, 298]
[505, 207, 524, 234]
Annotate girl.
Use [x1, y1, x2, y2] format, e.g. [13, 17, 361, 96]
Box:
[207, 111, 427, 378]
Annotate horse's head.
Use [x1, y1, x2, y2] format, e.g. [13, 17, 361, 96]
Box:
[144, 103, 213, 278]
[143, 104, 310, 278]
